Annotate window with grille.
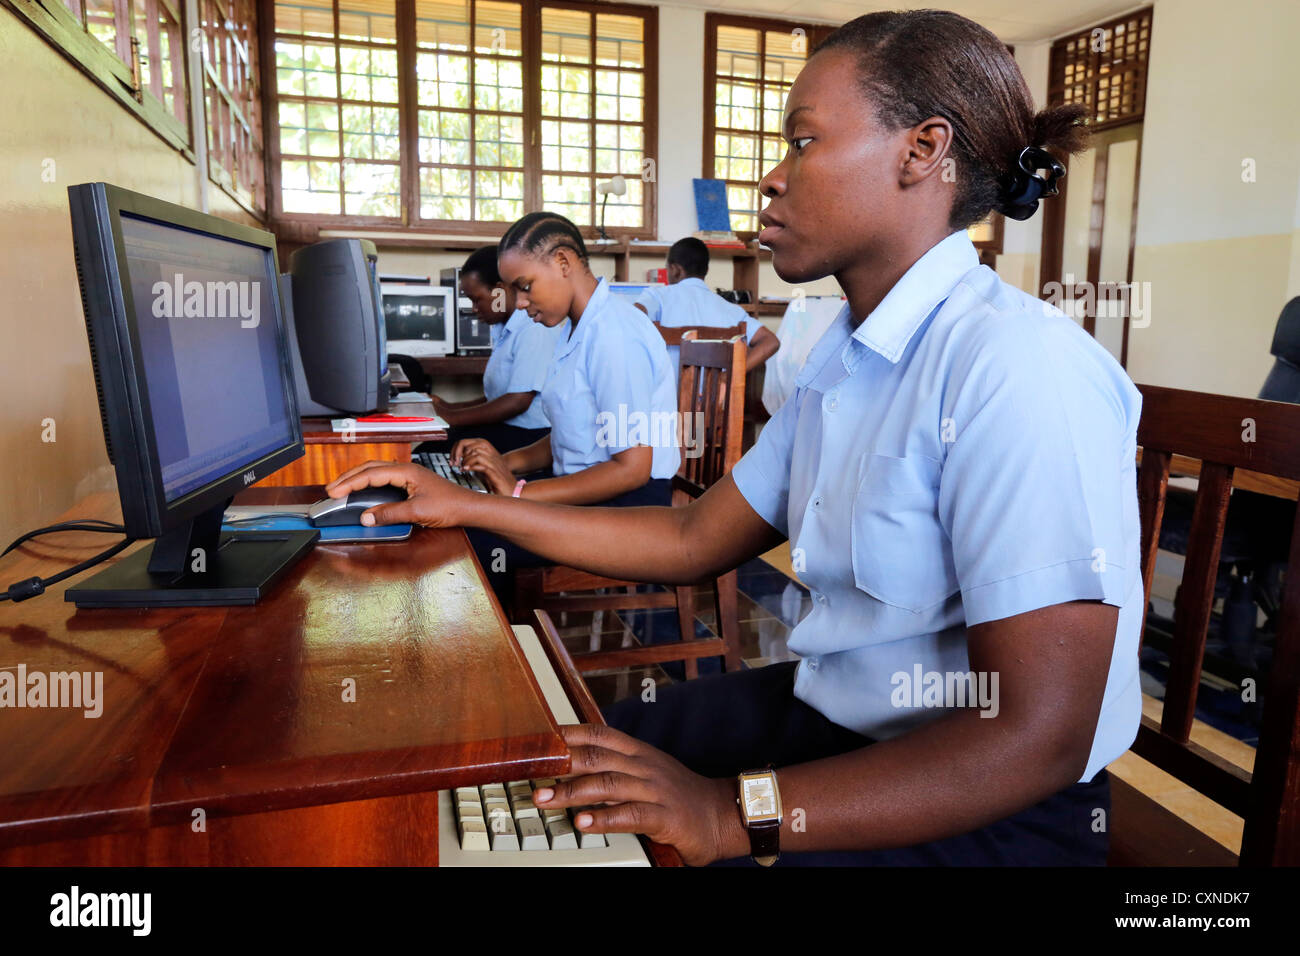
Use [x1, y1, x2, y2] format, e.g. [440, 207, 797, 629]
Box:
[204, 0, 265, 214]
[1048, 8, 1152, 129]
[268, 0, 656, 233]
[9, 0, 191, 151]
[274, 0, 402, 216]
[704, 14, 828, 234]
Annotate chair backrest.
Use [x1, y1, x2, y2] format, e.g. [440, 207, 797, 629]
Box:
[676, 331, 746, 492]
[1259, 296, 1300, 403]
[674, 323, 746, 341]
[1135, 383, 1300, 865]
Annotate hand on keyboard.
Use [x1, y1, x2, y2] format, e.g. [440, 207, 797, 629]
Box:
[450, 438, 515, 496]
[533, 723, 743, 866]
[413, 451, 489, 494]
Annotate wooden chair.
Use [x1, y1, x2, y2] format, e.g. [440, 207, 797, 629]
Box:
[653, 322, 746, 347]
[511, 333, 748, 679]
[1109, 384, 1300, 865]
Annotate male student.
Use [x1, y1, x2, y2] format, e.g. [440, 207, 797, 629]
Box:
[634, 237, 779, 382]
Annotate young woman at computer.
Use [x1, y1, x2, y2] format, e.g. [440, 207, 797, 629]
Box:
[422, 245, 564, 454]
[327, 11, 1140, 867]
[443, 212, 679, 600]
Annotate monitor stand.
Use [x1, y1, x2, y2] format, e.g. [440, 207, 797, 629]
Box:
[65, 499, 319, 609]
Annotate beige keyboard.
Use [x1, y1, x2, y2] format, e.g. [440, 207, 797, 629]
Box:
[435, 626, 651, 866]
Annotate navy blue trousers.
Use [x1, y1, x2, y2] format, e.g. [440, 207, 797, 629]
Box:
[603, 660, 1111, 866]
[416, 422, 550, 456]
[468, 476, 672, 608]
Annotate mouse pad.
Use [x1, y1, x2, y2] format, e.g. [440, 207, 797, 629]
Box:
[223, 506, 412, 543]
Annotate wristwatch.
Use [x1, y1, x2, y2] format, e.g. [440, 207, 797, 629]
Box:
[736, 768, 783, 866]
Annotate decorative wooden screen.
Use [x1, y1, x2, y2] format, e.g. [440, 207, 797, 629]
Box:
[1048, 7, 1152, 129]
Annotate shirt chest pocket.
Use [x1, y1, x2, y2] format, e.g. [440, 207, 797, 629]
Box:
[849, 453, 958, 613]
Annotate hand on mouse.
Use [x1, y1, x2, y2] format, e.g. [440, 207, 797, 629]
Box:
[324, 461, 476, 528]
[450, 438, 515, 496]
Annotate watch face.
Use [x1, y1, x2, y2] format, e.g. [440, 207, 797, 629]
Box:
[741, 774, 781, 822]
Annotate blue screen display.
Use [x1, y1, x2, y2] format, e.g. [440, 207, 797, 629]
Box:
[120, 214, 295, 501]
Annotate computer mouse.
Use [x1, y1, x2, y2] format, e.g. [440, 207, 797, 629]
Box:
[307, 485, 408, 527]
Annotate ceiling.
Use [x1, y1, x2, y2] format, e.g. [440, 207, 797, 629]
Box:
[643, 0, 1150, 43]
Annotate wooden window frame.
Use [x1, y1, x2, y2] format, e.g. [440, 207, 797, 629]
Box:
[4, 0, 193, 156]
[1040, 7, 1152, 312]
[702, 12, 831, 238]
[204, 0, 266, 217]
[262, 0, 658, 238]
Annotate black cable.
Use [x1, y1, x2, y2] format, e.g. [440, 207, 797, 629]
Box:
[2, 519, 126, 557]
[1, 519, 134, 602]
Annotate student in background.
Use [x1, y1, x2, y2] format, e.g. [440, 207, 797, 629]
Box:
[446, 212, 679, 601]
[327, 11, 1134, 866]
[424, 246, 565, 454]
[634, 237, 780, 383]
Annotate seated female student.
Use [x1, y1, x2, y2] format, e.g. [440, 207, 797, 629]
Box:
[422, 245, 565, 454]
[445, 212, 679, 601]
[326, 10, 1142, 866]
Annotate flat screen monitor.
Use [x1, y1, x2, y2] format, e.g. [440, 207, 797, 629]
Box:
[608, 281, 663, 299]
[65, 182, 317, 607]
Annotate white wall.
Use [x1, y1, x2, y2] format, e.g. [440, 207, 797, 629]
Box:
[1125, 0, 1300, 396]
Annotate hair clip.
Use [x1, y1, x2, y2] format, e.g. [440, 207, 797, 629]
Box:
[999, 146, 1067, 221]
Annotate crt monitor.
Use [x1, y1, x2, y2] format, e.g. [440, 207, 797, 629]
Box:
[439, 266, 493, 354]
[285, 238, 390, 415]
[381, 284, 455, 357]
[65, 182, 318, 608]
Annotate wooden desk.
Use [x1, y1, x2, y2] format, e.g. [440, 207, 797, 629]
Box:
[0, 488, 568, 865]
[260, 401, 447, 487]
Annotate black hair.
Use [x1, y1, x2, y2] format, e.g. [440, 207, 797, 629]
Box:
[815, 10, 1089, 229]
[498, 211, 590, 266]
[461, 245, 501, 286]
[667, 237, 709, 278]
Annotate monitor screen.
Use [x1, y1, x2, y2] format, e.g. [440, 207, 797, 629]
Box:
[119, 213, 295, 501]
[608, 282, 662, 298]
[383, 287, 451, 342]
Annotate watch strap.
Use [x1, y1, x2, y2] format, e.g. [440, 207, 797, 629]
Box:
[747, 819, 780, 866]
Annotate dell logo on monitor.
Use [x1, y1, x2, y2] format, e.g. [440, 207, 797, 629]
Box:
[242, 470, 257, 485]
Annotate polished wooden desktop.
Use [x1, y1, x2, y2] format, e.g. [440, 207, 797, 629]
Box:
[0, 486, 659, 866]
[260, 400, 446, 488]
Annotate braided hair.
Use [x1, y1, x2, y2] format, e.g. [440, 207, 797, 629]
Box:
[498, 212, 590, 266]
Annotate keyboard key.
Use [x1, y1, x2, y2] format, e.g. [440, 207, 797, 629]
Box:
[518, 816, 548, 850]
[546, 818, 578, 850]
[459, 819, 490, 852]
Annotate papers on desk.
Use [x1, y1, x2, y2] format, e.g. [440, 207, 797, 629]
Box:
[331, 413, 449, 433]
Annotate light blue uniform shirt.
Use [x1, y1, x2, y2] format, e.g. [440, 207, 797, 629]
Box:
[540, 277, 680, 481]
[635, 277, 764, 382]
[482, 308, 566, 429]
[731, 231, 1143, 782]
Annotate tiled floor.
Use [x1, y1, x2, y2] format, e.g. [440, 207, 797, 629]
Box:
[556, 541, 1258, 857]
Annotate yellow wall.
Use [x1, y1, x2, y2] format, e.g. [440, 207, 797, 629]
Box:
[0, 12, 256, 545]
